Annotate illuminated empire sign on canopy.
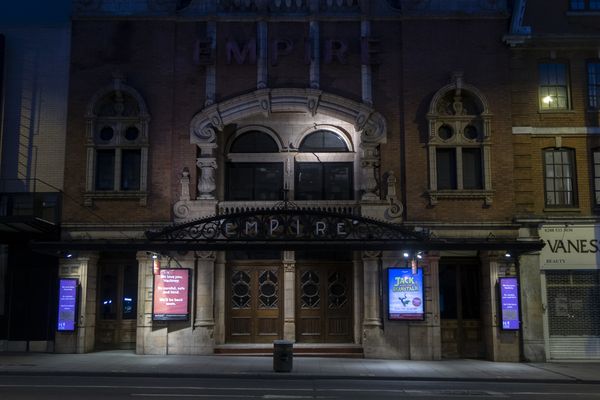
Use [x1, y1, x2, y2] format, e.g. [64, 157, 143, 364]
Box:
[147, 208, 424, 243]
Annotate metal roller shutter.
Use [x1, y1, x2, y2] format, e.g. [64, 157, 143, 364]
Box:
[546, 270, 600, 361]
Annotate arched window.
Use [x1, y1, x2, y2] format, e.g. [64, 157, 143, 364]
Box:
[296, 130, 352, 200]
[84, 72, 150, 206]
[426, 72, 493, 206]
[230, 130, 279, 153]
[299, 130, 349, 152]
[226, 130, 283, 201]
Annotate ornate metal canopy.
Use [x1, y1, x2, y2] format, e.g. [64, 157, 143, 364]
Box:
[145, 206, 428, 245]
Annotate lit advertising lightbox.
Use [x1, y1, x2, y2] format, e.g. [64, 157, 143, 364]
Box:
[388, 268, 424, 320]
[57, 279, 78, 331]
[499, 277, 520, 330]
[153, 269, 190, 321]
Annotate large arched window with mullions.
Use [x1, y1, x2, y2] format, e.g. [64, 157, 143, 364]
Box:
[296, 130, 353, 201]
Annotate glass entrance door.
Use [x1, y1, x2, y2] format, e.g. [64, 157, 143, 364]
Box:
[439, 261, 484, 358]
[95, 263, 138, 350]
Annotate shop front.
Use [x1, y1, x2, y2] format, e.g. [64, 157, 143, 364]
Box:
[539, 223, 600, 361]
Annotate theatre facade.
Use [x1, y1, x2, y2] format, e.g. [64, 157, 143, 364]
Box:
[37, 0, 544, 361]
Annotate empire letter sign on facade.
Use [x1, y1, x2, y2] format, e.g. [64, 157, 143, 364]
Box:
[193, 36, 382, 66]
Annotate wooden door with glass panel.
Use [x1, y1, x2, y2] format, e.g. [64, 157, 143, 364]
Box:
[227, 264, 282, 343]
[296, 263, 352, 343]
[95, 262, 138, 350]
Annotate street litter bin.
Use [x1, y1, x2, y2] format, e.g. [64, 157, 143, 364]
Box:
[273, 340, 293, 372]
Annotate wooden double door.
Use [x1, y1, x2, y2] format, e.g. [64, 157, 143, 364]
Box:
[439, 260, 485, 358]
[296, 262, 353, 343]
[95, 262, 138, 350]
[227, 263, 283, 343]
[225, 262, 353, 343]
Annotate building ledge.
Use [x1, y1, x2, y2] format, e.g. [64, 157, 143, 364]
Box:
[84, 191, 149, 206]
[428, 190, 494, 206]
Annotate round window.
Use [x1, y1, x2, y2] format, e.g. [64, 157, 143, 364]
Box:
[125, 127, 140, 141]
[438, 125, 454, 140]
[100, 127, 114, 142]
[464, 125, 478, 140]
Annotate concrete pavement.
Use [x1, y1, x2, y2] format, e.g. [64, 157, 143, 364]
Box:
[0, 351, 599, 383]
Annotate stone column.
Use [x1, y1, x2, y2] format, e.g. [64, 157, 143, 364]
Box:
[283, 251, 296, 341]
[362, 251, 382, 358]
[480, 251, 519, 362]
[55, 252, 99, 354]
[214, 251, 226, 344]
[194, 251, 216, 355]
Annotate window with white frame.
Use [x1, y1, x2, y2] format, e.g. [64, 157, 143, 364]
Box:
[543, 148, 577, 208]
[588, 61, 600, 109]
[84, 73, 150, 206]
[539, 62, 570, 110]
[426, 73, 493, 206]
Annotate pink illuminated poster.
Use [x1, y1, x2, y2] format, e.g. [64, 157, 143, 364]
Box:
[152, 269, 190, 321]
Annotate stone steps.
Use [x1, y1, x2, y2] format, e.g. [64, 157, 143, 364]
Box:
[214, 345, 364, 359]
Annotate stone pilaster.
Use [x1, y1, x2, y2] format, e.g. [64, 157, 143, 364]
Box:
[480, 251, 520, 362]
[362, 251, 382, 358]
[409, 251, 441, 360]
[137, 252, 167, 355]
[55, 252, 99, 354]
[519, 251, 546, 362]
[283, 251, 296, 341]
[213, 251, 227, 344]
[193, 251, 216, 355]
[353, 254, 364, 344]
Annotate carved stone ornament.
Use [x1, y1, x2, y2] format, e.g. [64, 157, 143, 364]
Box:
[363, 251, 381, 259]
[284, 263, 295, 273]
[195, 251, 216, 260]
[74, 0, 101, 12]
[306, 90, 322, 116]
[173, 200, 190, 219]
[205, 105, 224, 132]
[148, 0, 177, 12]
[197, 158, 218, 200]
[195, 125, 216, 142]
[255, 89, 271, 118]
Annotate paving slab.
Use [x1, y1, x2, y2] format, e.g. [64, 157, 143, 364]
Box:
[0, 351, 598, 383]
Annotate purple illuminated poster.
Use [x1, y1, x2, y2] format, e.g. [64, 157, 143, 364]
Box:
[500, 277, 519, 330]
[57, 279, 77, 331]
